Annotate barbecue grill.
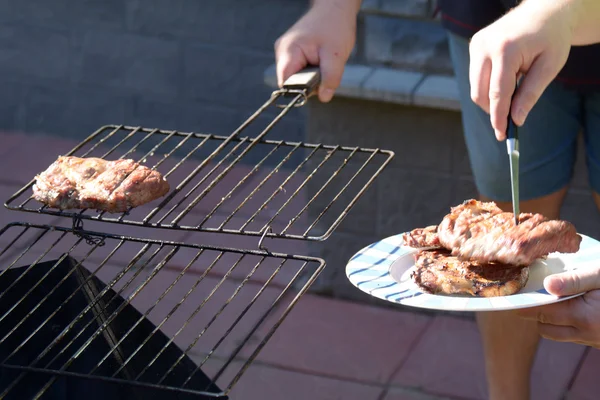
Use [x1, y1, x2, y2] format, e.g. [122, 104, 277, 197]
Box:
[0, 68, 394, 399]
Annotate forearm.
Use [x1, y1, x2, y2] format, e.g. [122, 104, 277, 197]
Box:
[567, 0, 600, 45]
[310, 0, 363, 17]
[520, 0, 600, 45]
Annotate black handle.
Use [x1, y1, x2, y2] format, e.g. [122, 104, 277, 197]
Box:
[506, 82, 519, 142]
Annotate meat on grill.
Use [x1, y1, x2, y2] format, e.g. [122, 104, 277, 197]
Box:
[404, 199, 582, 266]
[411, 249, 530, 297]
[33, 156, 170, 213]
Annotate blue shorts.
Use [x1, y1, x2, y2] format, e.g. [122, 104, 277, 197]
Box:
[447, 32, 600, 202]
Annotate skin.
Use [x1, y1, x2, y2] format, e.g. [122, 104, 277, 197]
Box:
[275, 0, 600, 398]
[469, 0, 600, 140]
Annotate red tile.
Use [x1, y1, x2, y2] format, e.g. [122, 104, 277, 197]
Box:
[391, 316, 586, 400]
[567, 349, 600, 400]
[198, 359, 383, 400]
[531, 338, 587, 400]
[239, 293, 431, 384]
[0, 132, 80, 185]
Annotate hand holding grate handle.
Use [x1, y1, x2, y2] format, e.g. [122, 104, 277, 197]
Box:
[282, 67, 321, 96]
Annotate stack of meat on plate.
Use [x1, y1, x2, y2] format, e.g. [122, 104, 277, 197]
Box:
[402, 199, 582, 297]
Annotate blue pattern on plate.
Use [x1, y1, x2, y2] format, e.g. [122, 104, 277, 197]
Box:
[345, 232, 600, 312]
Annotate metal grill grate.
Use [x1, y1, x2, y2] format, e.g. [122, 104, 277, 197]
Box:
[5, 91, 393, 241]
[0, 222, 324, 398]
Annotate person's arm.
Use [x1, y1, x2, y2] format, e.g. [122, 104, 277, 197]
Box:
[468, 0, 600, 140]
[310, 0, 363, 16]
[274, 0, 362, 102]
[537, 0, 600, 46]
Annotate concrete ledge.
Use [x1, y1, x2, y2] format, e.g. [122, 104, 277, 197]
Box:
[263, 63, 461, 112]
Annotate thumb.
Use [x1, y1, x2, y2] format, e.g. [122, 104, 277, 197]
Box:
[317, 48, 345, 103]
[511, 52, 561, 126]
[275, 43, 307, 88]
[544, 267, 600, 296]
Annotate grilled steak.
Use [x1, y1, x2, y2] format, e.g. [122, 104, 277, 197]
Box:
[33, 156, 170, 213]
[402, 225, 441, 249]
[411, 249, 529, 297]
[437, 199, 582, 266]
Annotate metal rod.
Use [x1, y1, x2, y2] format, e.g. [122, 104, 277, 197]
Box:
[156, 137, 251, 225]
[238, 145, 323, 232]
[197, 142, 284, 228]
[302, 149, 379, 236]
[215, 142, 303, 230]
[106, 249, 210, 378]
[88, 248, 204, 375]
[35, 246, 180, 394]
[185, 258, 287, 387]
[169, 93, 304, 226]
[142, 134, 213, 223]
[158, 254, 267, 385]
[258, 145, 341, 235]
[134, 253, 248, 381]
[280, 147, 359, 235]
[80, 125, 126, 157]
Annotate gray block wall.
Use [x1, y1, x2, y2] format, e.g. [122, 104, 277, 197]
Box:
[0, 0, 308, 146]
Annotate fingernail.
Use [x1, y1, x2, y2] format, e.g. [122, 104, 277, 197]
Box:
[545, 276, 564, 295]
[320, 88, 334, 103]
[515, 108, 528, 125]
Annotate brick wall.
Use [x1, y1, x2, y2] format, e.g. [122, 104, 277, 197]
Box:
[0, 0, 308, 152]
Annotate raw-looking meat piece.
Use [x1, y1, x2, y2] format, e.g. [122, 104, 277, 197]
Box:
[402, 225, 441, 248]
[411, 249, 530, 297]
[436, 199, 582, 266]
[32, 156, 170, 213]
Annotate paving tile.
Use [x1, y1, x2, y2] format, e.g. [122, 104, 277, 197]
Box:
[199, 358, 384, 400]
[413, 75, 461, 111]
[391, 316, 587, 400]
[566, 349, 600, 400]
[239, 293, 431, 384]
[362, 68, 423, 105]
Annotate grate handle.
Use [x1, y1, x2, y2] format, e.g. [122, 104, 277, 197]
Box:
[282, 67, 321, 95]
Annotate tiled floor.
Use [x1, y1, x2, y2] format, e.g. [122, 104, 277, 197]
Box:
[0, 130, 597, 400]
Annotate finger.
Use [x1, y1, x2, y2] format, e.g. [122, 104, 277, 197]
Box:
[317, 48, 345, 103]
[489, 54, 518, 141]
[275, 43, 308, 88]
[544, 266, 600, 296]
[538, 322, 582, 343]
[469, 53, 492, 114]
[511, 53, 559, 126]
[516, 298, 583, 327]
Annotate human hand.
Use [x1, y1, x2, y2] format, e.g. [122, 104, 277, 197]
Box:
[516, 266, 600, 348]
[468, 2, 573, 140]
[274, 1, 358, 103]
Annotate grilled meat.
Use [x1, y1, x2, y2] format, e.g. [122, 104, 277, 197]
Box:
[411, 249, 529, 297]
[437, 199, 581, 266]
[402, 225, 441, 249]
[33, 156, 170, 213]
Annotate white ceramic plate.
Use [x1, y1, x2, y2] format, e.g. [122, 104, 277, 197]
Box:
[345, 232, 600, 312]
